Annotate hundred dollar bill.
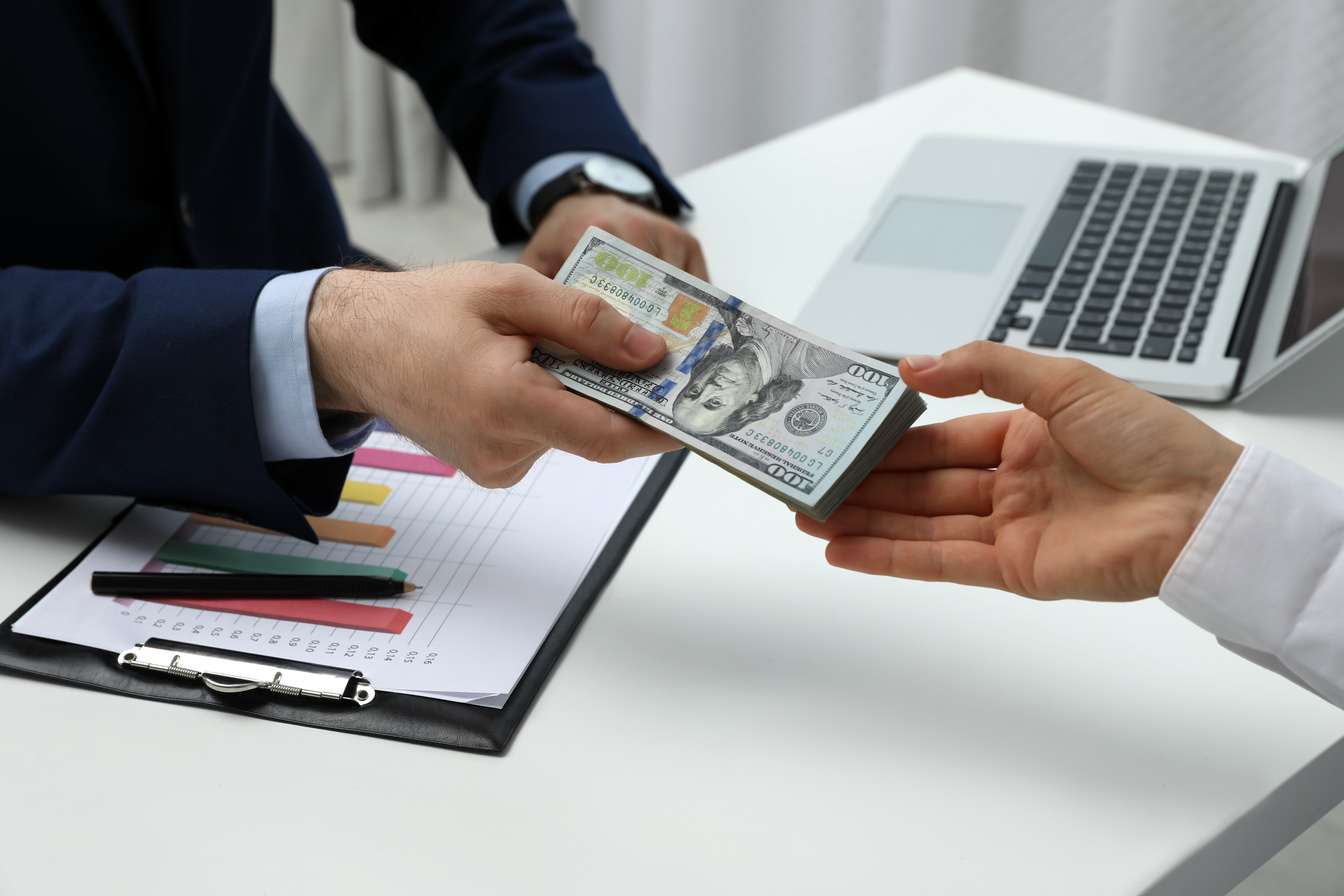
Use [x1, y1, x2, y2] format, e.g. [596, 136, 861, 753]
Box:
[533, 228, 926, 520]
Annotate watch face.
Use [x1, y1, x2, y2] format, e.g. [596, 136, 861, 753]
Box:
[582, 156, 655, 197]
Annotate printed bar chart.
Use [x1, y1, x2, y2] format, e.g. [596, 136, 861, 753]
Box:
[118, 596, 413, 635]
[353, 447, 457, 477]
[189, 514, 397, 548]
[340, 481, 391, 505]
[155, 540, 408, 580]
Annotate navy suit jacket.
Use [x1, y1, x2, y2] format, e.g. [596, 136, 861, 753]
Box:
[0, 0, 685, 538]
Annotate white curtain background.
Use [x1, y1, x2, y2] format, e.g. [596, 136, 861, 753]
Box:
[272, 0, 1344, 206]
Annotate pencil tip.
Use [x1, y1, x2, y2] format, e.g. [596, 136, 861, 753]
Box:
[403, 582, 420, 592]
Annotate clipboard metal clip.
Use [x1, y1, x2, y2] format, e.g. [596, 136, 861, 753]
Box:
[117, 638, 376, 706]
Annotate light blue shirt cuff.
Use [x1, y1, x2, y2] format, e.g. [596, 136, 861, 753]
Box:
[512, 151, 624, 233]
[250, 268, 374, 461]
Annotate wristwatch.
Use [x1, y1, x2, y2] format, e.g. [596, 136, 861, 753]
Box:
[527, 156, 661, 229]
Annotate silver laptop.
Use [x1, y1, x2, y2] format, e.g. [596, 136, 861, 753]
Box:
[796, 134, 1344, 402]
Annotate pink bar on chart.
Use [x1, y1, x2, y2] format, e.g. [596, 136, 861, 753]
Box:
[144, 597, 412, 635]
[352, 447, 457, 477]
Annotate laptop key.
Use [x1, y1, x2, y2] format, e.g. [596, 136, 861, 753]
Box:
[1030, 316, 1068, 348]
[1109, 325, 1141, 341]
[1044, 300, 1076, 316]
[1177, 347, 1198, 363]
[1140, 337, 1175, 359]
[1026, 206, 1084, 270]
[989, 327, 1009, 343]
[1067, 340, 1137, 356]
[1071, 325, 1103, 342]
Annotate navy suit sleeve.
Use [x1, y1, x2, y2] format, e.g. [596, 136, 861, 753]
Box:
[0, 265, 346, 541]
[349, 0, 689, 242]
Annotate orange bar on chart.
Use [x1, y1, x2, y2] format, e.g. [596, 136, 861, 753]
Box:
[341, 481, 392, 505]
[190, 514, 396, 548]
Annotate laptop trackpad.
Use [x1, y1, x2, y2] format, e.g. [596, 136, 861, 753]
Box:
[858, 197, 1023, 274]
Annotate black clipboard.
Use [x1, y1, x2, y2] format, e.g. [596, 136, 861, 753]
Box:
[0, 451, 684, 753]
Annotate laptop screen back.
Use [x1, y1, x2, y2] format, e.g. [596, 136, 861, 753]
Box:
[1277, 147, 1344, 353]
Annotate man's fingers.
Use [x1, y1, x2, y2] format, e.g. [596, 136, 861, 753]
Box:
[899, 341, 1123, 421]
[679, 236, 709, 281]
[611, 214, 707, 282]
[823, 536, 1007, 590]
[642, 223, 707, 281]
[509, 373, 679, 463]
[500, 270, 667, 371]
[516, 243, 561, 279]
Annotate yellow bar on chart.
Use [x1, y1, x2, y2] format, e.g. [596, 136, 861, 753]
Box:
[341, 481, 392, 506]
[191, 514, 396, 549]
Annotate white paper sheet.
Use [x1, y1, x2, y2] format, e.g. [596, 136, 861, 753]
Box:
[14, 435, 657, 704]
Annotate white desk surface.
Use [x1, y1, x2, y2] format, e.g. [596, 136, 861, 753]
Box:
[4, 69, 1344, 896]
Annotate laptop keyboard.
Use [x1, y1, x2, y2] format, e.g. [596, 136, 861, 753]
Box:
[990, 160, 1253, 362]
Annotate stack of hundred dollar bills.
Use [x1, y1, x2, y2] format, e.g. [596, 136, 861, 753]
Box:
[534, 228, 927, 521]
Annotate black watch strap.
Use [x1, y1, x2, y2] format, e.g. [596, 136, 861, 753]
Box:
[527, 167, 587, 230]
[526, 159, 661, 230]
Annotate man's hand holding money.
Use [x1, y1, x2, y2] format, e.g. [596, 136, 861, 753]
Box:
[307, 262, 680, 487]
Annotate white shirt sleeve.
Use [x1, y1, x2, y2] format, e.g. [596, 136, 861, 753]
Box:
[1160, 443, 1344, 707]
[249, 268, 375, 461]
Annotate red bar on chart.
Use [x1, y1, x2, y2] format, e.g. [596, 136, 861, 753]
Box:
[353, 447, 457, 477]
[144, 596, 413, 635]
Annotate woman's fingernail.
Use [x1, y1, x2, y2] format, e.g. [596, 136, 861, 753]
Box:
[902, 354, 942, 373]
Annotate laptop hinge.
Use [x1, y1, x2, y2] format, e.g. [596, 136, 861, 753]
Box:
[1225, 180, 1297, 393]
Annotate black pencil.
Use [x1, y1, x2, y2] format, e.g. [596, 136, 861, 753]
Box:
[90, 572, 419, 599]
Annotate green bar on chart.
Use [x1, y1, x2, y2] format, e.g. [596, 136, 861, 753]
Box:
[156, 540, 408, 581]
